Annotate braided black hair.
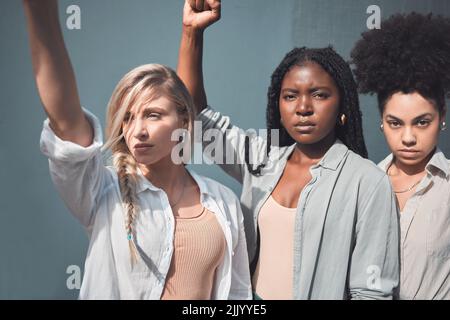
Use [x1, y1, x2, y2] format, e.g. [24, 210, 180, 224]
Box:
[245, 46, 368, 175]
[351, 12, 450, 114]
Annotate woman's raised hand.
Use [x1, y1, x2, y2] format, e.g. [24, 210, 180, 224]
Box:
[183, 0, 221, 31]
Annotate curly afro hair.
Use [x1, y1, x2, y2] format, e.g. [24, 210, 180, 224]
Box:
[351, 12, 450, 114]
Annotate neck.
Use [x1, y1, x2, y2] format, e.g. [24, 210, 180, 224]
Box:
[291, 133, 336, 165]
[138, 155, 188, 192]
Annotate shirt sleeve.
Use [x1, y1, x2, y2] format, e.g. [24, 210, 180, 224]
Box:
[348, 174, 400, 300]
[196, 106, 268, 184]
[39, 108, 110, 229]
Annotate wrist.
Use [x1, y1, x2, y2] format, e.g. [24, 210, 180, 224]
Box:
[182, 25, 204, 39]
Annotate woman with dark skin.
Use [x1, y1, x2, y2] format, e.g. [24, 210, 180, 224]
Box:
[177, 0, 399, 299]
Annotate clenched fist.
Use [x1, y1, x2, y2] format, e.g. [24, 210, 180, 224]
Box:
[183, 0, 221, 31]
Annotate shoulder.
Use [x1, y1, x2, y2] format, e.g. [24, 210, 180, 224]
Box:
[340, 151, 392, 200]
[197, 174, 240, 203]
[345, 151, 387, 182]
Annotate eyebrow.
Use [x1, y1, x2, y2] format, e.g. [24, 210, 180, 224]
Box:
[385, 113, 433, 121]
[142, 106, 165, 113]
[126, 106, 166, 115]
[281, 86, 331, 93]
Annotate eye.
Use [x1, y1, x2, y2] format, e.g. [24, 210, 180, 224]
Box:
[417, 119, 431, 127]
[388, 120, 401, 128]
[313, 92, 330, 99]
[123, 113, 133, 124]
[144, 112, 161, 119]
[282, 94, 296, 101]
[145, 112, 161, 119]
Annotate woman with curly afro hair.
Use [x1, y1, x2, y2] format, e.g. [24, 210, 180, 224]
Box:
[351, 12, 450, 300]
[177, 0, 400, 299]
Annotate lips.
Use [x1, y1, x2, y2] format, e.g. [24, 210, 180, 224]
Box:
[293, 120, 315, 133]
[397, 149, 421, 159]
[398, 149, 419, 153]
[294, 120, 315, 127]
[134, 143, 154, 149]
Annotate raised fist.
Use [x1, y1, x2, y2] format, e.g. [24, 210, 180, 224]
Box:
[183, 0, 221, 31]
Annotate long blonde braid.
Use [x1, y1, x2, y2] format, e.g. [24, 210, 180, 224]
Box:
[113, 149, 139, 265]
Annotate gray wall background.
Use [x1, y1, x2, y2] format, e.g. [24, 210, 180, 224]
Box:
[1, 0, 449, 299]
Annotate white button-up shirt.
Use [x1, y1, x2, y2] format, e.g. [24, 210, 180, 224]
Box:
[39, 109, 252, 300]
[379, 149, 450, 299]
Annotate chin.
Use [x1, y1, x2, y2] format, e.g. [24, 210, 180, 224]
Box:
[394, 154, 425, 166]
[291, 133, 326, 145]
[133, 155, 159, 166]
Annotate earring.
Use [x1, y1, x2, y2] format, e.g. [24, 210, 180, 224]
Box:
[441, 121, 447, 131]
[339, 114, 347, 126]
[380, 123, 384, 131]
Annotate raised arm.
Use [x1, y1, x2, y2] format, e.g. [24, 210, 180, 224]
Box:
[23, 0, 92, 147]
[177, 0, 221, 114]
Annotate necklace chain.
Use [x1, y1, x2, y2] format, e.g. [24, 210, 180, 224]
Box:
[387, 162, 422, 194]
[393, 179, 421, 193]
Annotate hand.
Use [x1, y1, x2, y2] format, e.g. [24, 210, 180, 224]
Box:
[183, 0, 221, 31]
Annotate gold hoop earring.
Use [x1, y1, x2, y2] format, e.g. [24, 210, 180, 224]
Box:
[339, 114, 347, 126]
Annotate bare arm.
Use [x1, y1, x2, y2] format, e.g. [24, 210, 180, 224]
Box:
[177, 0, 221, 115]
[23, 0, 93, 146]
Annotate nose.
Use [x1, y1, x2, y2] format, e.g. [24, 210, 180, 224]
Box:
[132, 118, 149, 140]
[295, 95, 313, 116]
[401, 126, 416, 146]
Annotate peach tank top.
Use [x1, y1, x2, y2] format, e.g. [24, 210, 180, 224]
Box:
[161, 207, 226, 300]
[252, 195, 296, 300]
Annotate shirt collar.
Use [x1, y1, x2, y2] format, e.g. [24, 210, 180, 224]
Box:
[286, 139, 349, 171]
[426, 148, 449, 178]
[135, 166, 215, 197]
[379, 148, 449, 178]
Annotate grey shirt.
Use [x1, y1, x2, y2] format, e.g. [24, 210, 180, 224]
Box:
[197, 106, 400, 299]
[379, 149, 450, 300]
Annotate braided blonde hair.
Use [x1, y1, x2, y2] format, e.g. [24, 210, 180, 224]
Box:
[103, 64, 195, 265]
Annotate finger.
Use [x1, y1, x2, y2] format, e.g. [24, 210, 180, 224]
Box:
[195, 0, 204, 11]
[205, 0, 221, 15]
[203, 1, 210, 11]
[187, 0, 196, 10]
[183, 0, 194, 18]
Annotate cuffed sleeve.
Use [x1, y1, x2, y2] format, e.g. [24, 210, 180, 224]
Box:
[40, 108, 110, 229]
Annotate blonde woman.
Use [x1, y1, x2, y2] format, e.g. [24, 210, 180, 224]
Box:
[23, 0, 251, 299]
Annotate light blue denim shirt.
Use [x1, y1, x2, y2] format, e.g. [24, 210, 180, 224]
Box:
[197, 106, 400, 299]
